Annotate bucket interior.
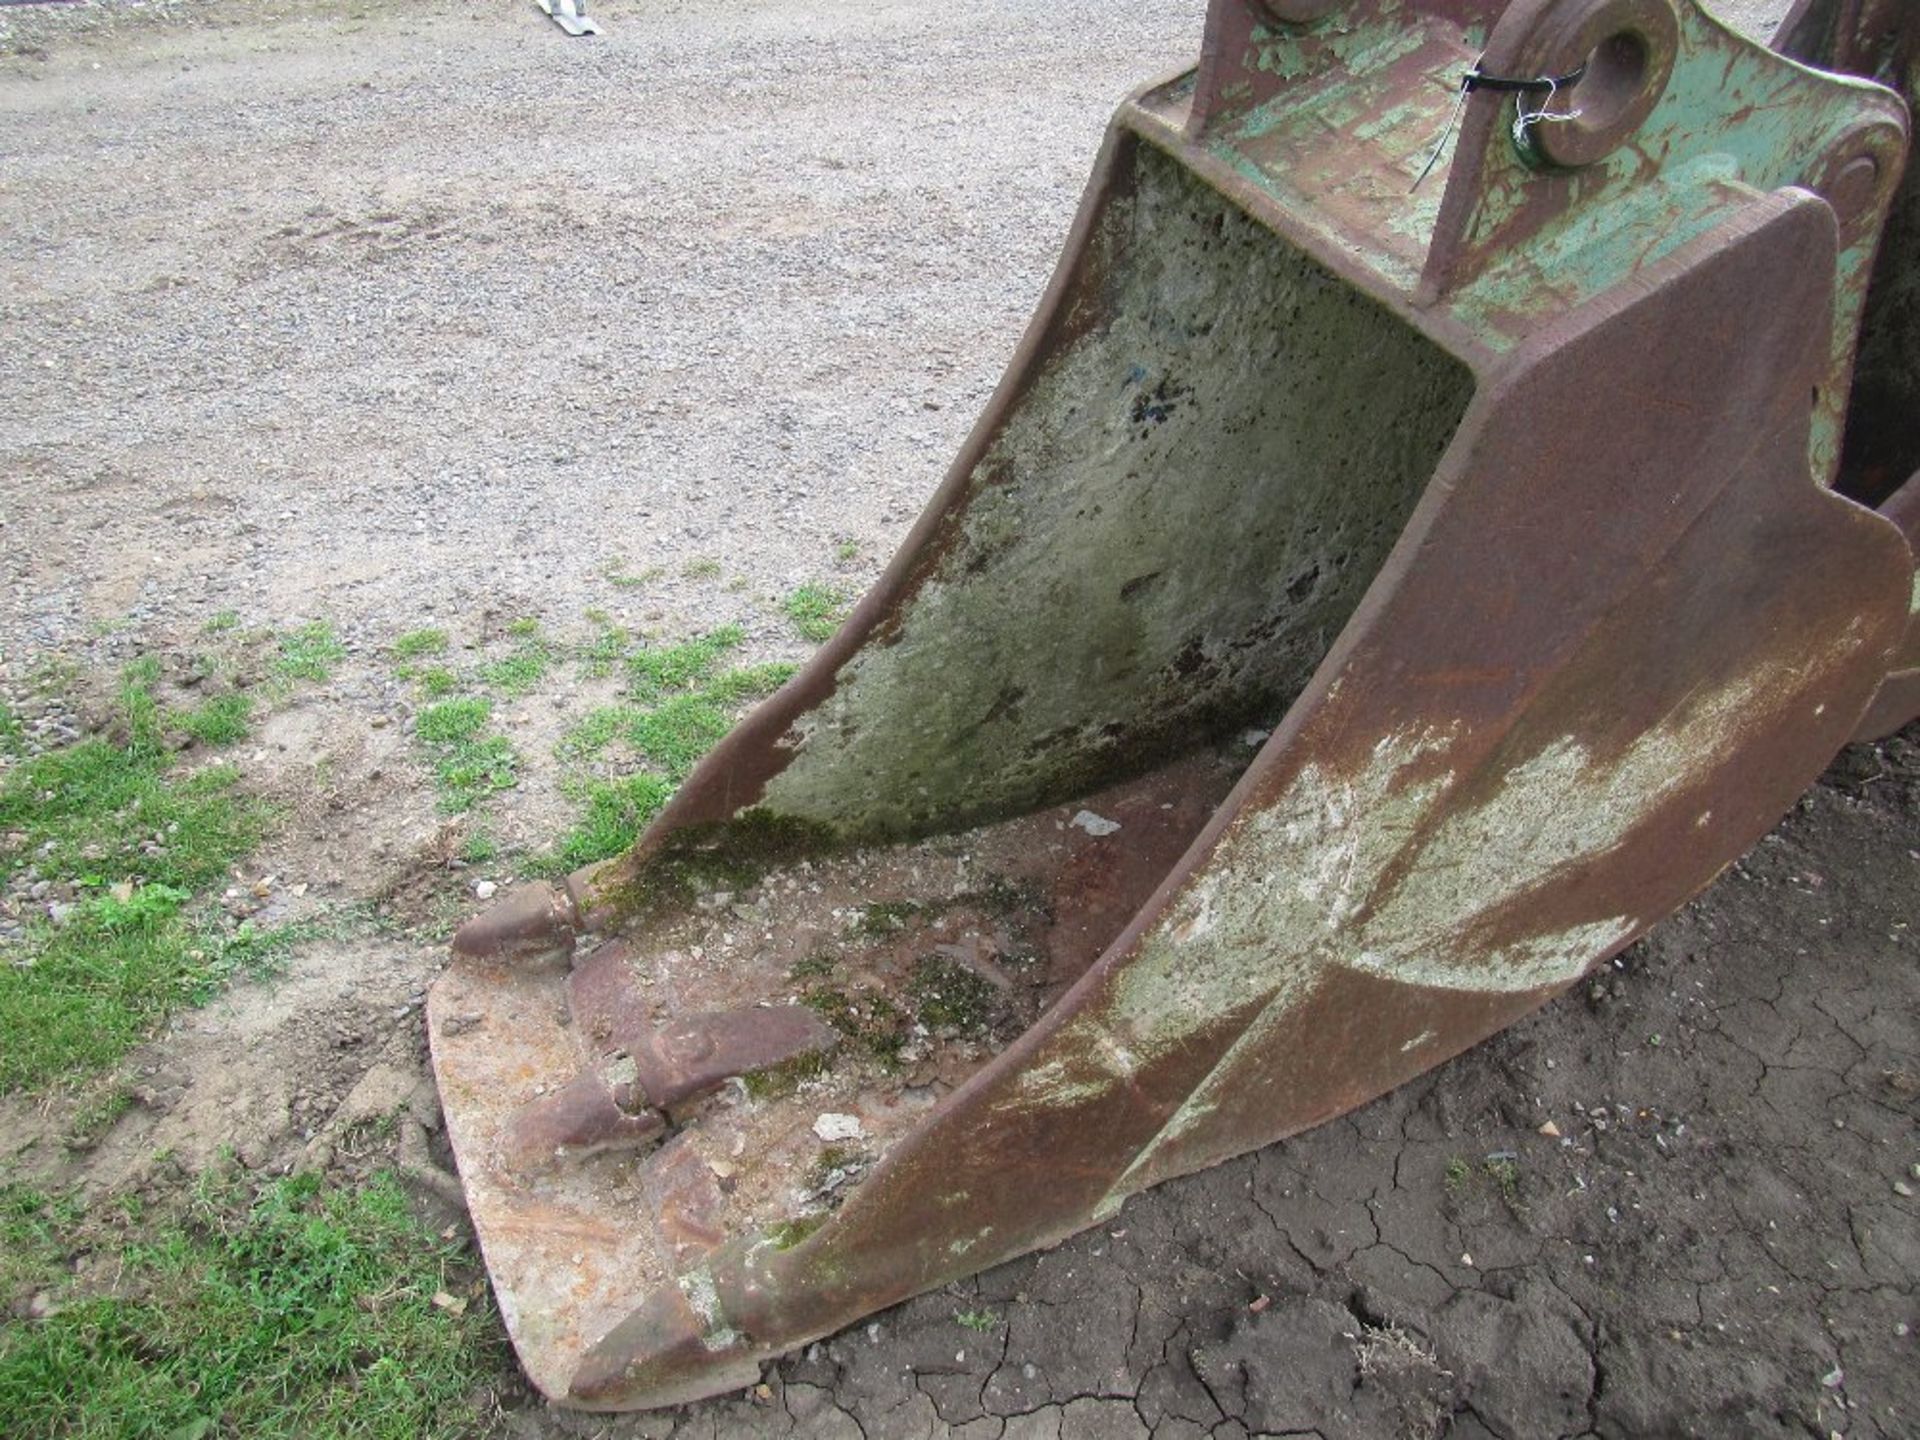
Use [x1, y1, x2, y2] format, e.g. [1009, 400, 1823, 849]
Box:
[432, 137, 1477, 1389]
[755, 137, 1476, 841]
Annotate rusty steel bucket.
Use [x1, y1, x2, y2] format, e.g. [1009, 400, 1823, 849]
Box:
[428, 0, 1918, 1410]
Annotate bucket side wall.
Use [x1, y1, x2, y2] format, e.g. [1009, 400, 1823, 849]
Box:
[756, 139, 1476, 842]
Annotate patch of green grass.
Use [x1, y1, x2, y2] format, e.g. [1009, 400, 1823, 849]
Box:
[556, 704, 638, 761]
[548, 774, 675, 871]
[683, 557, 723, 580]
[0, 660, 295, 1092]
[26, 654, 84, 700]
[783, 583, 846, 644]
[1443, 1156, 1471, 1191]
[907, 955, 997, 1037]
[416, 697, 489, 746]
[65, 1081, 135, 1150]
[460, 829, 498, 866]
[118, 658, 164, 753]
[176, 693, 253, 748]
[391, 628, 450, 660]
[629, 694, 730, 780]
[955, 1308, 1002, 1332]
[0, 701, 23, 757]
[203, 609, 241, 634]
[0, 1170, 495, 1439]
[273, 622, 347, 682]
[506, 617, 540, 639]
[579, 621, 630, 679]
[415, 698, 517, 813]
[626, 625, 745, 699]
[415, 666, 459, 698]
[603, 559, 665, 590]
[1, 1181, 83, 1304]
[0, 741, 262, 897]
[546, 631, 788, 873]
[703, 661, 798, 705]
[834, 539, 861, 564]
[0, 907, 304, 1093]
[1485, 1157, 1521, 1204]
[477, 642, 550, 698]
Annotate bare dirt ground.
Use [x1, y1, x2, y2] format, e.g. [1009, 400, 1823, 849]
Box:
[1, 1, 1915, 1436]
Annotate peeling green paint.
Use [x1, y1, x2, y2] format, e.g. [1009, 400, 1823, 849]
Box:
[1093, 636, 1880, 1209]
[1176, 0, 1899, 483]
[677, 1267, 740, 1352]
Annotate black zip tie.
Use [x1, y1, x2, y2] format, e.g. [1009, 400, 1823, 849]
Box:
[1412, 58, 1589, 191]
[1462, 61, 1588, 95]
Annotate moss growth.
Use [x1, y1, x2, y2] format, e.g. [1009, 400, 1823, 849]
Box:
[908, 955, 997, 1037]
[591, 809, 839, 918]
[789, 951, 838, 981]
[805, 1145, 866, 1191]
[803, 985, 908, 1067]
[765, 1213, 829, 1251]
[973, 871, 1048, 918]
[854, 900, 922, 936]
[739, 1048, 833, 1101]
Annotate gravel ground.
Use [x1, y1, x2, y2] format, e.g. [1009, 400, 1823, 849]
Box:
[1, 0, 1211, 662]
[2, 2, 1915, 1438]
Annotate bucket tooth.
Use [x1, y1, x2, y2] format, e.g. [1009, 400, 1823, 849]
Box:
[504, 1057, 666, 1172]
[431, 0, 1920, 1410]
[452, 879, 582, 963]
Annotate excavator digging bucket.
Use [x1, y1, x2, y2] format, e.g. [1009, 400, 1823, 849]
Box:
[429, 0, 1919, 1411]
[1771, 0, 1920, 739]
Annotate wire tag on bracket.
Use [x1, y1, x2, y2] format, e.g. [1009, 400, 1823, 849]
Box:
[1412, 57, 1589, 190]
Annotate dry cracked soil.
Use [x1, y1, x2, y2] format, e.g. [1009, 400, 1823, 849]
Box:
[0, 1, 1915, 1437]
